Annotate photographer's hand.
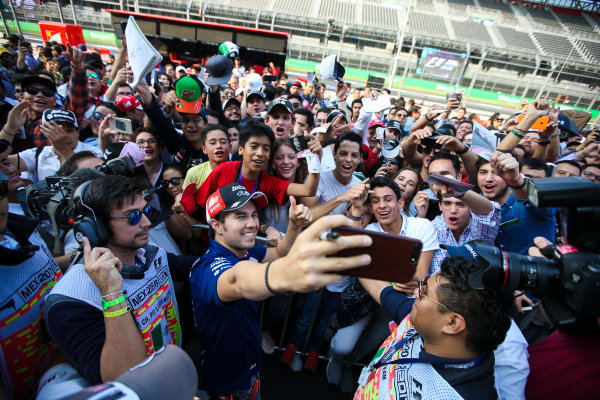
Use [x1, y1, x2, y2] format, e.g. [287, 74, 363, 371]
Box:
[82, 236, 123, 296]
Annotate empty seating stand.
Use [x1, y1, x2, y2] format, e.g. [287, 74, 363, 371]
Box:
[580, 40, 600, 63]
[362, 3, 398, 30]
[496, 26, 538, 52]
[451, 19, 494, 46]
[533, 32, 582, 60]
[318, 0, 355, 24]
[408, 12, 449, 37]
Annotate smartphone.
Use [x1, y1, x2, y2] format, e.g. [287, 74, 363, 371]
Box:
[264, 75, 277, 82]
[518, 114, 549, 130]
[291, 136, 309, 153]
[109, 117, 133, 136]
[328, 226, 423, 282]
[376, 127, 385, 140]
[453, 90, 462, 103]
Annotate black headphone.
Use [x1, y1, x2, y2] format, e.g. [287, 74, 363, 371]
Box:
[72, 181, 110, 248]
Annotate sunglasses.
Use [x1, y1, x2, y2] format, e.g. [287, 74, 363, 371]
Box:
[86, 73, 100, 79]
[291, 102, 301, 108]
[0, 180, 7, 201]
[110, 205, 152, 225]
[162, 177, 183, 187]
[92, 112, 107, 121]
[24, 87, 55, 97]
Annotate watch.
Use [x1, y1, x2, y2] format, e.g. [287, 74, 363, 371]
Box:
[456, 144, 470, 155]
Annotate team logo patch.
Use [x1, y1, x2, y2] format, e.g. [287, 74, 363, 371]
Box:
[181, 89, 195, 99]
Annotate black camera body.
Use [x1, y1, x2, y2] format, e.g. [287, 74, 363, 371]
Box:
[468, 177, 600, 329]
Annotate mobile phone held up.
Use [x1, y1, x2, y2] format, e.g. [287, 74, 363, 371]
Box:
[327, 226, 423, 282]
[109, 117, 133, 136]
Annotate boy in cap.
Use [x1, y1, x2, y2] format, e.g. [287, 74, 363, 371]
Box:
[1, 105, 101, 181]
[116, 95, 145, 125]
[245, 90, 266, 120]
[264, 97, 294, 138]
[190, 183, 370, 399]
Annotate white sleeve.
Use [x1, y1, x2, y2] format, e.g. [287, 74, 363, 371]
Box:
[352, 107, 373, 146]
[494, 319, 529, 400]
[418, 219, 440, 252]
[18, 148, 36, 174]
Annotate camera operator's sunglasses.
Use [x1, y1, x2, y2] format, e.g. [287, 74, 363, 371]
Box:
[0, 180, 7, 201]
[24, 87, 55, 97]
[110, 205, 152, 225]
[86, 73, 100, 79]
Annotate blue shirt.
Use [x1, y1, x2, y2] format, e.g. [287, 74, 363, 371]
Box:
[190, 239, 267, 395]
[495, 193, 557, 254]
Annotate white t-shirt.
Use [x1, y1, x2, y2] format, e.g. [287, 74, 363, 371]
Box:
[18, 142, 103, 182]
[148, 221, 182, 256]
[365, 216, 439, 252]
[318, 170, 361, 292]
[494, 319, 529, 400]
[316, 170, 361, 216]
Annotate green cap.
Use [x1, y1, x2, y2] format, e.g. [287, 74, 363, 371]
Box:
[174, 75, 205, 114]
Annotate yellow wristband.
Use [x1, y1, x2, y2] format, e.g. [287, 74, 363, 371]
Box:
[103, 306, 131, 318]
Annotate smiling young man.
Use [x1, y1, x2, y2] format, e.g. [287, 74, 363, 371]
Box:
[304, 131, 364, 220]
[264, 97, 295, 138]
[188, 119, 321, 214]
[191, 183, 312, 398]
[245, 90, 266, 120]
[476, 151, 557, 254]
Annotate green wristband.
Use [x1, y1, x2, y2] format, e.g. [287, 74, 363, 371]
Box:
[102, 295, 126, 310]
[511, 129, 525, 139]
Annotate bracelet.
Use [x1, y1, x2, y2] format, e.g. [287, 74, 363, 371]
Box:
[102, 295, 126, 310]
[509, 178, 528, 190]
[503, 174, 523, 185]
[264, 260, 279, 296]
[259, 224, 269, 236]
[349, 215, 362, 221]
[1, 128, 16, 137]
[101, 290, 125, 299]
[538, 140, 551, 146]
[69, 250, 78, 263]
[456, 144, 469, 155]
[511, 129, 525, 139]
[103, 306, 131, 318]
[425, 114, 434, 122]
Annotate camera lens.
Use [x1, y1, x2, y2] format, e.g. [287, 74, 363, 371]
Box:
[468, 241, 561, 296]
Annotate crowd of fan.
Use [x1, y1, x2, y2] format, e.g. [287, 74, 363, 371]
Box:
[0, 32, 599, 400]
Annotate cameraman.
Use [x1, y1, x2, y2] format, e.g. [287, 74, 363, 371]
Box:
[0, 170, 69, 399]
[1, 105, 101, 182]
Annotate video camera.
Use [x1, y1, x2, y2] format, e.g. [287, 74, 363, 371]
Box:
[466, 177, 600, 330]
[20, 155, 140, 254]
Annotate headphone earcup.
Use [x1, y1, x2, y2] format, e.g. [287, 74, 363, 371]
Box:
[73, 217, 109, 248]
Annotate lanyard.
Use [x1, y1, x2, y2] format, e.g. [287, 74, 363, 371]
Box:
[234, 163, 262, 194]
[373, 335, 486, 371]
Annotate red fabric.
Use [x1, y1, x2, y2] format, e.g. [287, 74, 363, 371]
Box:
[195, 161, 290, 210]
[525, 330, 600, 399]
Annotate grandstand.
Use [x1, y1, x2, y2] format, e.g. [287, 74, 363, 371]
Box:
[4, 0, 600, 112]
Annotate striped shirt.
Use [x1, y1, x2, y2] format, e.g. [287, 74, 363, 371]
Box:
[430, 202, 501, 275]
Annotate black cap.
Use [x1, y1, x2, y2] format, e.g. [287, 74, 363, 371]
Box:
[223, 97, 241, 110]
[386, 120, 403, 131]
[267, 97, 294, 114]
[326, 109, 348, 124]
[21, 74, 56, 92]
[205, 55, 234, 86]
[42, 108, 78, 128]
[246, 90, 265, 102]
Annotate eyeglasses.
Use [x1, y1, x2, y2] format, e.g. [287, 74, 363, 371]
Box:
[582, 170, 600, 182]
[86, 73, 100, 79]
[291, 102, 301, 108]
[418, 276, 455, 312]
[225, 106, 241, 112]
[92, 112, 106, 120]
[162, 177, 183, 187]
[136, 139, 157, 146]
[0, 180, 7, 201]
[110, 205, 152, 225]
[24, 87, 55, 97]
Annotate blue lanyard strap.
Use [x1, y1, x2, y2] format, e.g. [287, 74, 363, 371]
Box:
[234, 163, 261, 194]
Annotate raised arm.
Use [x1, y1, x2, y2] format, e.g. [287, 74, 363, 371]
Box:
[216, 215, 373, 302]
[497, 100, 550, 152]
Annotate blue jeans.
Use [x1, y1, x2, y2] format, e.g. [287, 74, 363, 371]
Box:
[289, 289, 342, 352]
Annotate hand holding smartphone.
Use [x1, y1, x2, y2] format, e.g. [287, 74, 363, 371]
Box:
[326, 226, 422, 282]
